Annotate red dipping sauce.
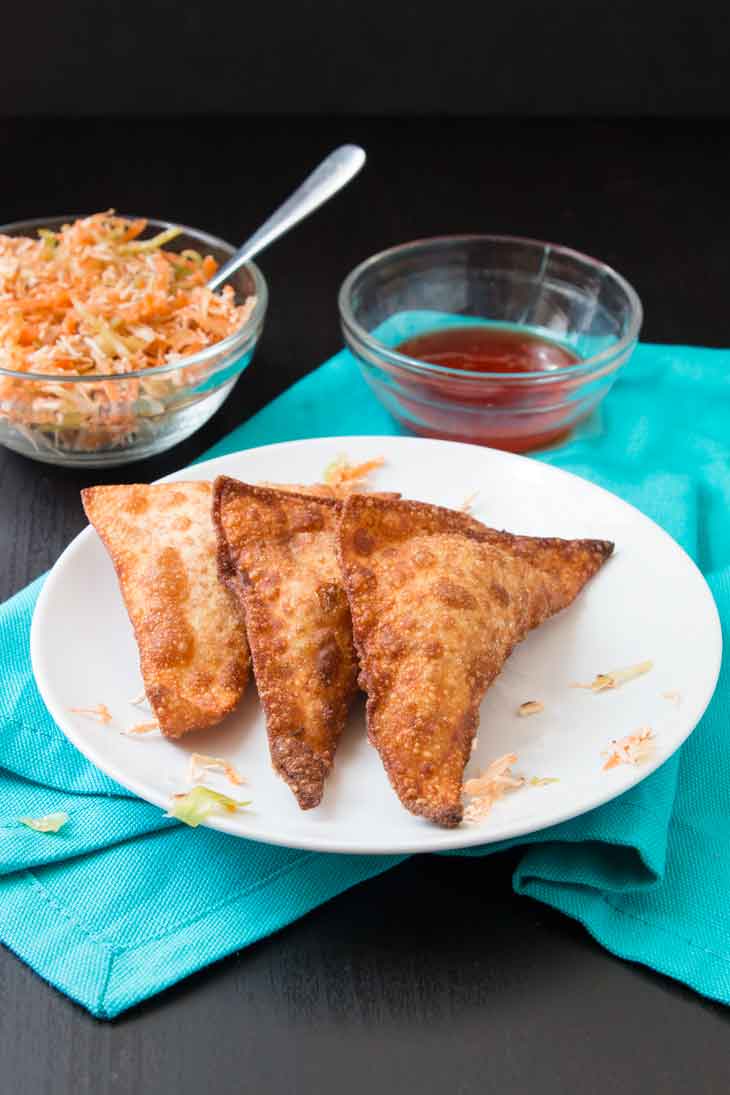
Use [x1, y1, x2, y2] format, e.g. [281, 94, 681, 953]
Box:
[397, 326, 579, 375]
[392, 325, 584, 453]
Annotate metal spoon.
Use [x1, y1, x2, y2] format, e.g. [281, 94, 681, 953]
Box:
[207, 144, 366, 291]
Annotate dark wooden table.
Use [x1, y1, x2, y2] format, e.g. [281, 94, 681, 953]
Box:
[1, 117, 728, 1094]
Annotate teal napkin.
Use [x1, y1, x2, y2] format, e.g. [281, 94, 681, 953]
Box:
[1, 339, 729, 1017]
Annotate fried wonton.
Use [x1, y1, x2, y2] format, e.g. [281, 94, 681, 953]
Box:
[338, 494, 613, 827]
[213, 478, 359, 809]
[82, 482, 250, 738]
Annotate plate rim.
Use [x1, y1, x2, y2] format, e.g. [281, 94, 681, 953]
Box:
[30, 434, 723, 855]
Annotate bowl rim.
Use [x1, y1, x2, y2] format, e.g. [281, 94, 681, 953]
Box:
[0, 214, 268, 383]
[338, 233, 643, 382]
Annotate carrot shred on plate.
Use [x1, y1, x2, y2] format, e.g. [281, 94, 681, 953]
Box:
[69, 703, 113, 724]
[462, 753, 525, 821]
[188, 753, 246, 786]
[124, 720, 160, 736]
[602, 728, 655, 770]
[322, 455, 384, 493]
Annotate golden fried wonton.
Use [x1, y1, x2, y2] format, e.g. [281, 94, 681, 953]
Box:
[82, 482, 250, 738]
[213, 478, 359, 809]
[338, 494, 613, 827]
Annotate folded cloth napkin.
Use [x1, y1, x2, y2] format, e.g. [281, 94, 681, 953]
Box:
[1, 340, 729, 1018]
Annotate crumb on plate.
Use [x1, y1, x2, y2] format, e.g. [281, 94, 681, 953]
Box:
[518, 700, 544, 717]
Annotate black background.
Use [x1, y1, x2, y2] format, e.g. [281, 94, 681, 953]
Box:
[4, 0, 730, 117]
[3, 0, 730, 1087]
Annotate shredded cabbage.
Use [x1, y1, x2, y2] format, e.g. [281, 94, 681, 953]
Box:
[458, 490, 479, 513]
[165, 786, 250, 828]
[574, 660, 653, 692]
[119, 226, 183, 254]
[19, 812, 69, 832]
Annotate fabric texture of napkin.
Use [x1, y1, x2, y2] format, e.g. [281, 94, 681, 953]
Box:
[1, 336, 729, 1017]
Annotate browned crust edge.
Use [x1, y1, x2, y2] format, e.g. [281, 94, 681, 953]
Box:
[339, 491, 614, 561]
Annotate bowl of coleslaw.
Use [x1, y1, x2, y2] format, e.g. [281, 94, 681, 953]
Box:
[0, 213, 268, 466]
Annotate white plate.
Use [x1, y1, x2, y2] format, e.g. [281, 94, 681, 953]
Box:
[31, 436, 721, 855]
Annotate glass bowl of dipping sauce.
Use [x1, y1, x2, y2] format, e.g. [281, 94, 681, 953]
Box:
[338, 235, 642, 453]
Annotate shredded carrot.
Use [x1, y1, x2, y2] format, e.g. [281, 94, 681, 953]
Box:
[0, 212, 256, 451]
[70, 703, 113, 724]
[188, 753, 246, 787]
[125, 720, 160, 735]
[463, 753, 525, 821]
[602, 728, 655, 770]
[322, 455, 384, 493]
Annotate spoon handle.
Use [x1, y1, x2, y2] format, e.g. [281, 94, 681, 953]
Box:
[207, 144, 366, 291]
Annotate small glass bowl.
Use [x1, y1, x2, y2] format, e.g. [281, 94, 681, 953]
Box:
[339, 235, 642, 453]
[0, 216, 268, 467]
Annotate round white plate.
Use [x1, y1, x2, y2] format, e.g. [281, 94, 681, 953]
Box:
[31, 436, 721, 854]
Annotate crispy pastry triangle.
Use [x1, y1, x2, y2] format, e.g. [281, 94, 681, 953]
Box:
[338, 494, 613, 827]
[82, 483, 250, 738]
[213, 478, 359, 809]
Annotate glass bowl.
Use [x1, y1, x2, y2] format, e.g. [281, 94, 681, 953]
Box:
[338, 235, 642, 453]
[0, 215, 268, 467]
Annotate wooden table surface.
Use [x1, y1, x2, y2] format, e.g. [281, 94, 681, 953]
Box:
[1, 117, 728, 1093]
